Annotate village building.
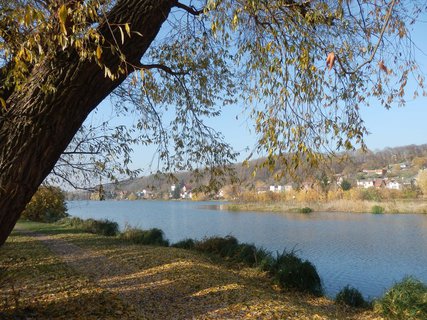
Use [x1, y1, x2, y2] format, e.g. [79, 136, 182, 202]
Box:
[362, 168, 387, 176]
[356, 179, 387, 189]
[386, 179, 402, 190]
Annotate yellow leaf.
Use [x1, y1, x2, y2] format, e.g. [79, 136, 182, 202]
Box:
[119, 26, 124, 44]
[96, 45, 102, 60]
[58, 5, 68, 35]
[125, 23, 131, 37]
[0, 97, 6, 109]
[24, 11, 32, 26]
[232, 13, 238, 26]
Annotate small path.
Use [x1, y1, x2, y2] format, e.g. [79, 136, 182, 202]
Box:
[14, 228, 147, 315]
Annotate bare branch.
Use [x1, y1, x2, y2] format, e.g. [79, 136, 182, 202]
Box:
[51, 168, 95, 191]
[62, 150, 100, 155]
[139, 63, 188, 76]
[174, 1, 205, 16]
[337, 0, 397, 75]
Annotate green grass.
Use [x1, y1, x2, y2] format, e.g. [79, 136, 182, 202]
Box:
[299, 207, 313, 214]
[172, 238, 196, 249]
[371, 205, 385, 214]
[265, 250, 323, 296]
[119, 226, 169, 246]
[374, 277, 427, 320]
[335, 285, 367, 308]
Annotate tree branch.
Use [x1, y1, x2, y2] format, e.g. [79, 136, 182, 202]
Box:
[51, 168, 95, 191]
[174, 1, 205, 16]
[337, 0, 397, 75]
[139, 63, 188, 76]
[62, 150, 100, 155]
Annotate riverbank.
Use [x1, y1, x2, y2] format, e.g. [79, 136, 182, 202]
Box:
[0, 221, 377, 319]
[223, 199, 427, 214]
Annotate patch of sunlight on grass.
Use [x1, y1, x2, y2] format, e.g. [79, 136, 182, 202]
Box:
[107, 279, 176, 294]
[191, 283, 244, 297]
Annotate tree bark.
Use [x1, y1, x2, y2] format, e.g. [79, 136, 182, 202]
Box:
[0, 0, 174, 245]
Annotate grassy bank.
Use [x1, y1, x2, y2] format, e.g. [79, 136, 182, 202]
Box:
[224, 199, 427, 214]
[0, 221, 379, 319]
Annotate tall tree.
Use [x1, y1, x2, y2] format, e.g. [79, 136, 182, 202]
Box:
[0, 0, 425, 245]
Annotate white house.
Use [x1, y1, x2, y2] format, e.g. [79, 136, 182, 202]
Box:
[386, 179, 402, 190]
[269, 185, 286, 193]
[357, 180, 374, 189]
[284, 184, 293, 192]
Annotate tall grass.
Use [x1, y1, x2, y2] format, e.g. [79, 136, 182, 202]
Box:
[264, 250, 322, 296]
[172, 238, 195, 249]
[374, 277, 427, 320]
[177, 235, 322, 295]
[371, 205, 385, 214]
[192, 236, 270, 267]
[58, 217, 119, 236]
[335, 285, 366, 308]
[120, 227, 169, 246]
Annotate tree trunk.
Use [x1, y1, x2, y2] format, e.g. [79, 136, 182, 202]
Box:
[0, 0, 174, 245]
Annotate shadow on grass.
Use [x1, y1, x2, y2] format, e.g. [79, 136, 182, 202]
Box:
[5, 223, 370, 319]
[0, 290, 139, 320]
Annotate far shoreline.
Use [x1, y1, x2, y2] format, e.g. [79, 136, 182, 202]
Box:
[220, 199, 427, 214]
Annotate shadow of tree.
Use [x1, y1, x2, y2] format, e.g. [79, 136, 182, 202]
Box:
[2, 225, 372, 319]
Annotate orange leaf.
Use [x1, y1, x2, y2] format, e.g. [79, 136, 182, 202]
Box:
[326, 52, 335, 70]
[378, 60, 389, 74]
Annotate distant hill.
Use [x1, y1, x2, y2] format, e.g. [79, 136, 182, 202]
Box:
[66, 143, 427, 200]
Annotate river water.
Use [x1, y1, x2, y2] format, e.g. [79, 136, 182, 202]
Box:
[67, 200, 427, 299]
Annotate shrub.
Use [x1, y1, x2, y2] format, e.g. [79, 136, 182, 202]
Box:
[374, 277, 427, 320]
[336, 285, 366, 308]
[175, 236, 322, 296]
[371, 205, 385, 214]
[21, 186, 68, 222]
[58, 217, 118, 236]
[192, 236, 270, 267]
[58, 217, 86, 228]
[267, 250, 322, 296]
[299, 207, 313, 213]
[362, 188, 382, 201]
[85, 219, 119, 236]
[120, 227, 169, 246]
[194, 235, 239, 257]
[227, 204, 240, 212]
[234, 243, 258, 265]
[340, 180, 352, 191]
[172, 238, 195, 249]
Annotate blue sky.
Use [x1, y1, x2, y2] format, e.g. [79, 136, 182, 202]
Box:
[94, 12, 427, 173]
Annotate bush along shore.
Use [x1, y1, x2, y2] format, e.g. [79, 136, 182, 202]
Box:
[224, 187, 427, 214]
[2, 217, 426, 319]
[59, 217, 322, 296]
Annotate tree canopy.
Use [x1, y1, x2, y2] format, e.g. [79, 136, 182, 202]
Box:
[0, 0, 426, 244]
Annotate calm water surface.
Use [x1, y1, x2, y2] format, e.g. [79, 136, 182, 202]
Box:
[67, 200, 427, 299]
